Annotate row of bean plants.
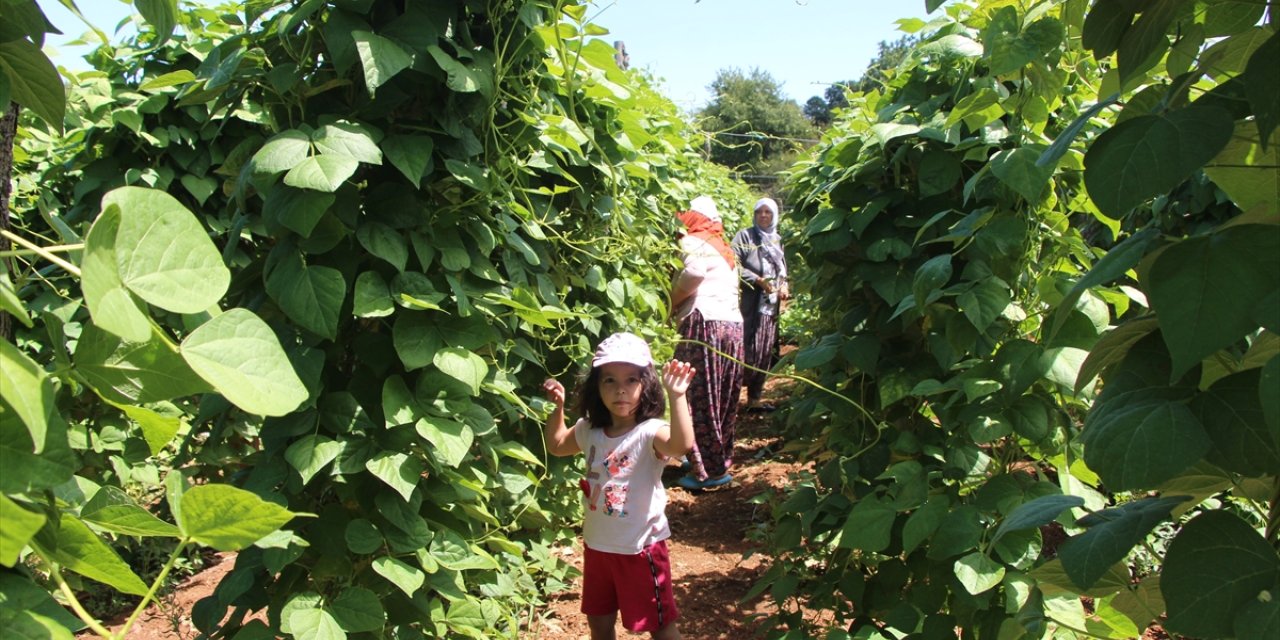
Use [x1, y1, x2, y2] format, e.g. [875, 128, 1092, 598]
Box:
[0, 0, 752, 637]
[753, 0, 1277, 638]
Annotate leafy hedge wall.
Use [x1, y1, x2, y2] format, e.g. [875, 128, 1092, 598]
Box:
[1, 1, 749, 637]
[754, 0, 1278, 638]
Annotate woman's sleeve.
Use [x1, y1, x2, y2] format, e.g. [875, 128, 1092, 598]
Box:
[733, 230, 761, 283]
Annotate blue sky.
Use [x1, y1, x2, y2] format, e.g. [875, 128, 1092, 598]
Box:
[586, 0, 931, 109]
[43, 0, 934, 110]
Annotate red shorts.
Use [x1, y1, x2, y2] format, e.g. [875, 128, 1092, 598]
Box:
[581, 540, 679, 632]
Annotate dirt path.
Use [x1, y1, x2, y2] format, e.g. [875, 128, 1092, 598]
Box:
[87, 378, 806, 640]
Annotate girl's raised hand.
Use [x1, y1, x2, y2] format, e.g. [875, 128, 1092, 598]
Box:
[661, 360, 695, 396]
[542, 378, 566, 409]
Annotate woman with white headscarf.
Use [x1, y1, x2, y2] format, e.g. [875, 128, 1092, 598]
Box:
[732, 197, 789, 412]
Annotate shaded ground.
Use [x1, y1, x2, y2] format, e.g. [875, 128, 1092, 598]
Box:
[77, 364, 1176, 639]
[84, 373, 806, 640]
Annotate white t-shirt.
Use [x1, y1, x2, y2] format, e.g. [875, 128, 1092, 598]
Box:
[676, 234, 743, 323]
[572, 417, 671, 554]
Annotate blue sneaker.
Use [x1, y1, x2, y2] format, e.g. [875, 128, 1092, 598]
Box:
[676, 474, 732, 491]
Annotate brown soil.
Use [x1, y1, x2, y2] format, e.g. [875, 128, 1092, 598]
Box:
[87, 375, 808, 640]
[80, 551, 241, 639]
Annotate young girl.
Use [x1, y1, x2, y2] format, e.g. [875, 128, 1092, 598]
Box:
[542, 332, 696, 640]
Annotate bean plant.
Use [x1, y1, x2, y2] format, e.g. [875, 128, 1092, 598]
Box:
[1, 0, 750, 637]
[757, 0, 1278, 638]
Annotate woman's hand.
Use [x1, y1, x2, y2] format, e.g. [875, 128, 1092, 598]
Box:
[661, 360, 696, 397]
[542, 378, 565, 410]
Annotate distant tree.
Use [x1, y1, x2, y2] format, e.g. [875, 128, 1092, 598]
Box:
[698, 67, 816, 180]
[804, 80, 856, 127]
[803, 96, 831, 127]
[857, 35, 917, 92]
[804, 35, 918, 127]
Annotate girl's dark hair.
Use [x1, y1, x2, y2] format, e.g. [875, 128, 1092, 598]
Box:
[577, 364, 666, 429]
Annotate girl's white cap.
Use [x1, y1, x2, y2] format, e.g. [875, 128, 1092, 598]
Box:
[592, 332, 653, 367]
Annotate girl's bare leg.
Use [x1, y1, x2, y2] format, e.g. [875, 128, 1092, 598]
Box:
[652, 622, 680, 640]
[587, 614, 617, 640]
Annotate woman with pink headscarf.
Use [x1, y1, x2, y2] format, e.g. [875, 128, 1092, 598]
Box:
[670, 195, 744, 490]
[732, 197, 789, 412]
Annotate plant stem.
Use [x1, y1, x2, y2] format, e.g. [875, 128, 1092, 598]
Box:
[0, 229, 81, 276]
[0, 242, 84, 258]
[50, 566, 115, 639]
[117, 537, 193, 640]
[1265, 476, 1280, 544]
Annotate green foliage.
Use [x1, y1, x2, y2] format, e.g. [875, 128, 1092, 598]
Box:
[757, 0, 1280, 637]
[803, 36, 919, 127]
[698, 67, 817, 179]
[3, 1, 736, 638]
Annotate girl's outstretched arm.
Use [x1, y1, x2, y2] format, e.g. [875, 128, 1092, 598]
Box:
[654, 360, 696, 459]
[542, 378, 581, 456]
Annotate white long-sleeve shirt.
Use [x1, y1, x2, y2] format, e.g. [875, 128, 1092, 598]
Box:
[674, 234, 743, 324]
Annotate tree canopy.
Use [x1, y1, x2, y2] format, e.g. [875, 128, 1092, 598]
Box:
[697, 67, 816, 183]
[803, 35, 918, 127]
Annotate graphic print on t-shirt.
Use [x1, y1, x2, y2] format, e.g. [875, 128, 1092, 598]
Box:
[583, 444, 634, 518]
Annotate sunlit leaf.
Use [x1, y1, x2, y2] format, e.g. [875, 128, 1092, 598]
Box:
[415, 416, 474, 468]
[0, 495, 46, 567]
[180, 309, 309, 416]
[955, 552, 1005, 594]
[288, 607, 344, 640]
[139, 70, 196, 91]
[81, 206, 150, 342]
[371, 556, 425, 597]
[1204, 122, 1280, 216]
[33, 514, 148, 595]
[433, 347, 487, 396]
[104, 187, 231, 314]
[252, 130, 311, 174]
[0, 339, 54, 450]
[285, 434, 343, 485]
[178, 484, 296, 551]
[365, 452, 423, 502]
[353, 31, 413, 96]
[80, 486, 180, 537]
[285, 155, 360, 192]
[312, 121, 383, 165]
